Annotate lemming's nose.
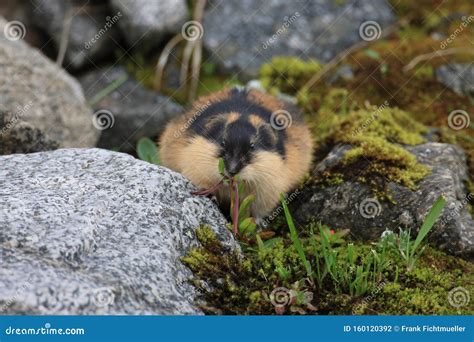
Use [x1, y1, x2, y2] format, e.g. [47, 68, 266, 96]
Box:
[225, 160, 241, 176]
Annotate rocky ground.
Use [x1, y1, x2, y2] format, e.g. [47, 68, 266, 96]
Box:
[0, 0, 472, 315]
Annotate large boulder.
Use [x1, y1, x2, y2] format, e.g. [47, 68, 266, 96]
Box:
[203, 0, 395, 79]
[30, 0, 122, 69]
[78, 66, 183, 151]
[0, 17, 99, 150]
[0, 148, 236, 314]
[110, 0, 188, 47]
[290, 143, 474, 259]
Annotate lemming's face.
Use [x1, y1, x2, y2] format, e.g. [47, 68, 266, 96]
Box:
[209, 115, 282, 178]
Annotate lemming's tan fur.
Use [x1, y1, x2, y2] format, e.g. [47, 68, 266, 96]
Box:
[158, 88, 313, 218]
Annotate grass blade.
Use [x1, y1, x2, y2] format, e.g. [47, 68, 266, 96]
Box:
[280, 194, 312, 279]
[411, 195, 446, 254]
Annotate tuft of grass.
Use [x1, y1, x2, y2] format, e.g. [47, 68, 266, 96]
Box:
[280, 193, 312, 281]
[398, 195, 446, 270]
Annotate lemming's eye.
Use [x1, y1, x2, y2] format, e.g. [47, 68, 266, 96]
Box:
[220, 140, 226, 147]
[250, 142, 255, 149]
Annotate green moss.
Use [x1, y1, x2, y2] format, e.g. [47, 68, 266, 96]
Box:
[184, 227, 474, 315]
[260, 56, 323, 95]
[356, 247, 474, 314]
[314, 107, 431, 192]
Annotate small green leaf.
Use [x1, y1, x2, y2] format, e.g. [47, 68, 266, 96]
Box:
[239, 217, 256, 235]
[256, 235, 265, 251]
[238, 194, 255, 224]
[263, 237, 282, 249]
[364, 49, 381, 60]
[137, 137, 160, 165]
[218, 158, 225, 175]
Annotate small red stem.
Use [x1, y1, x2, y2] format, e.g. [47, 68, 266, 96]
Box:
[191, 179, 223, 196]
[232, 178, 239, 237]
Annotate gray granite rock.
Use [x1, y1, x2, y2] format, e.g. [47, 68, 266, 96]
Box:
[0, 17, 99, 149]
[30, 0, 122, 69]
[0, 148, 236, 314]
[111, 0, 188, 47]
[203, 0, 395, 80]
[290, 143, 474, 259]
[436, 63, 474, 98]
[78, 66, 183, 151]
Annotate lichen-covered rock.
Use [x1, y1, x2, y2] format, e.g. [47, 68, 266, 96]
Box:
[30, 0, 122, 69]
[110, 0, 187, 47]
[291, 142, 474, 259]
[203, 0, 395, 79]
[0, 148, 236, 314]
[436, 63, 474, 98]
[0, 17, 99, 149]
[78, 66, 183, 151]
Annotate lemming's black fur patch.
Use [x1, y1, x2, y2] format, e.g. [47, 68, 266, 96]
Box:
[189, 88, 287, 157]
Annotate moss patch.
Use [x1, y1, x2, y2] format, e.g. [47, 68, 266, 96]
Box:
[315, 106, 431, 193]
[184, 227, 474, 315]
[260, 56, 322, 95]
